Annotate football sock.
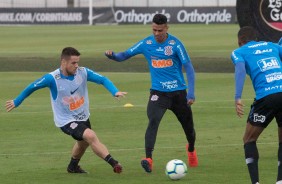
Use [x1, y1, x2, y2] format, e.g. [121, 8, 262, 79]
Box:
[186, 129, 196, 152]
[187, 143, 195, 152]
[277, 143, 282, 181]
[68, 157, 80, 169]
[104, 154, 118, 167]
[244, 141, 259, 184]
[145, 147, 154, 158]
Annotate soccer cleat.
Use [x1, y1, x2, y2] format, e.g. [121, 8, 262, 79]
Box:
[113, 163, 123, 174]
[141, 158, 153, 173]
[67, 165, 87, 173]
[186, 144, 198, 167]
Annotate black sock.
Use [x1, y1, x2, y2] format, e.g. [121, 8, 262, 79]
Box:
[277, 143, 282, 181]
[145, 147, 154, 158]
[68, 157, 80, 169]
[187, 129, 196, 152]
[104, 154, 118, 167]
[244, 141, 259, 184]
[188, 143, 195, 152]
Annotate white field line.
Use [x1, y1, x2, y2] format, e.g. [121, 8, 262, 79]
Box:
[0, 142, 278, 156]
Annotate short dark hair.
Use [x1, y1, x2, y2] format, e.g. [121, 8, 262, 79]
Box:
[61, 47, 80, 60]
[238, 26, 258, 43]
[152, 14, 167, 25]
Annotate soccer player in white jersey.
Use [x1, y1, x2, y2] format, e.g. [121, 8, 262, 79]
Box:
[231, 26, 282, 184]
[104, 13, 198, 173]
[5, 47, 127, 174]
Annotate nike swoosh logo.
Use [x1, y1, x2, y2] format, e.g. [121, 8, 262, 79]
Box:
[91, 13, 104, 20]
[70, 87, 79, 95]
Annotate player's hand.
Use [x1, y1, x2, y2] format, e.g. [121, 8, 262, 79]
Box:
[235, 99, 244, 118]
[114, 91, 127, 100]
[5, 100, 16, 112]
[187, 99, 195, 106]
[105, 50, 113, 57]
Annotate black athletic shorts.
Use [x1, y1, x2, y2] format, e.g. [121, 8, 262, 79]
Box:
[248, 92, 282, 128]
[60, 119, 91, 141]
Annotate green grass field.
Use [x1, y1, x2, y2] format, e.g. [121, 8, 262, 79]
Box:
[0, 24, 237, 72]
[0, 72, 279, 184]
[0, 24, 280, 183]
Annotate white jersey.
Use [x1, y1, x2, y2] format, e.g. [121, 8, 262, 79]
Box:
[50, 68, 90, 127]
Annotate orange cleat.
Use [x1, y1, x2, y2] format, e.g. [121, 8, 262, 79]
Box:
[186, 144, 198, 167]
[141, 158, 153, 173]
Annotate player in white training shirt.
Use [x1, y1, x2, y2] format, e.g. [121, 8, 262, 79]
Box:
[5, 47, 127, 174]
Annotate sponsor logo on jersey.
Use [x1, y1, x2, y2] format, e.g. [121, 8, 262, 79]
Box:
[265, 72, 282, 83]
[254, 49, 272, 54]
[62, 95, 85, 111]
[73, 110, 87, 120]
[160, 80, 178, 90]
[265, 85, 282, 91]
[253, 113, 266, 123]
[248, 42, 267, 48]
[156, 47, 164, 52]
[152, 59, 173, 68]
[164, 46, 173, 56]
[70, 87, 79, 95]
[257, 57, 280, 72]
[168, 40, 176, 45]
[69, 96, 84, 111]
[146, 40, 152, 44]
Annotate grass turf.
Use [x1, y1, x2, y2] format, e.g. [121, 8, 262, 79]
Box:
[0, 72, 279, 184]
[0, 24, 237, 72]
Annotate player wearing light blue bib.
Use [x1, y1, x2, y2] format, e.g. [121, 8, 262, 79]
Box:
[13, 67, 117, 127]
[231, 26, 282, 184]
[6, 47, 127, 174]
[105, 14, 198, 173]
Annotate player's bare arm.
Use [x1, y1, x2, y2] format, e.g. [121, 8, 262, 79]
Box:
[235, 99, 244, 118]
[5, 100, 15, 112]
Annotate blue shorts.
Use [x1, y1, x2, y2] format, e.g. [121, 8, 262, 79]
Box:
[60, 119, 91, 141]
[248, 93, 282, 128]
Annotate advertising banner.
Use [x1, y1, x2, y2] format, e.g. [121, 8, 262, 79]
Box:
[112, 7, 236, 25]
[0, 7, 236, 25]
[0, 8, 88, 24]
[237, 0, 282, 42]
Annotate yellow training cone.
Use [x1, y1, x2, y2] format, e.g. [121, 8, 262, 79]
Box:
[124, 103, 134, 107]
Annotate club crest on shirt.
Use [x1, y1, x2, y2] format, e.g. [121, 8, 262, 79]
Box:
[164, 46, 173, 56]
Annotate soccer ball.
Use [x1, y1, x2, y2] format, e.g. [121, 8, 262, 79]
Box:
[165, 159, 187, 180]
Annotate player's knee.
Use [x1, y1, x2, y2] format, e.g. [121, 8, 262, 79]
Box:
[83, 129, 98, 142]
